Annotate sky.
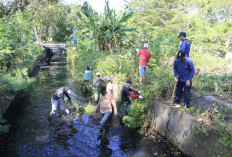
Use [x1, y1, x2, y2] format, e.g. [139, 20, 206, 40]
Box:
[2, 0, 128, 13]
[64, 0, 128, 13]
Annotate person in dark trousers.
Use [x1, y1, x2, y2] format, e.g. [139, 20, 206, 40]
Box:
[120, 80, 143, 118]
[81, 66, 92, 88]
[174, 50, 195, 108]
[178, 32, 191, 58]
[137, 43, 152, 85]
[49, 87, 72, 118]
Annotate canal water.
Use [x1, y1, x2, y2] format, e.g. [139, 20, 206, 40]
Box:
[0, 52, 186, 157]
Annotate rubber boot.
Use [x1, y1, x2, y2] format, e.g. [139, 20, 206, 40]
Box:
[105, 125, 109, 134]
[97, 126, 104, 140]
[48, 114, 53, 121]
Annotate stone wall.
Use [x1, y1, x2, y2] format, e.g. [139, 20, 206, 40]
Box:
[0, 92, 16, 115]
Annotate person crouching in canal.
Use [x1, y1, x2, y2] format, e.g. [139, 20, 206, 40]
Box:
[96, 86, 117, 138]
[174, 50, 195, 108]
[49, 87, 72, 120]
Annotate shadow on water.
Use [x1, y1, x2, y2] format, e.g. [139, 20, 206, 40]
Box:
[0, 50, 187, 157]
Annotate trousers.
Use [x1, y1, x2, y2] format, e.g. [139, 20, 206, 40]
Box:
[120, 100, 131, 118]
[174, 80, 191, 107]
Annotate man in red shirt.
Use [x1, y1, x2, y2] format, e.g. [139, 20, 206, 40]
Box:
[137, 43, 152, 85]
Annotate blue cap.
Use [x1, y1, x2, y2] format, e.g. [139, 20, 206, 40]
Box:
[177, 50, 186, 59]
[126, 80, 132, 84]
[178, 32, 186, 38]
[100, 86, 106, 94]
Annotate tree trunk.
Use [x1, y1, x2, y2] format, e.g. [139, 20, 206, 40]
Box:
[35, 27, 41, 44]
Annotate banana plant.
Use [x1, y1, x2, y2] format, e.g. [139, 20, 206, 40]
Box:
[80, 0, 137, 52]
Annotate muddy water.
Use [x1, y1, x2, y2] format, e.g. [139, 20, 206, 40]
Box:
[0, 52, 186, 157]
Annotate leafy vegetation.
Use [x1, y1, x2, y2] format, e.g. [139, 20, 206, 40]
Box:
[0, 0, 232, 154]
[77, 1, 136, 52]
[66, 1, 232, 155]
[0, 0, 72, 93]
[123, 100, 149, 129]
[0, 115, 10, 134]
[181, 104, 232, 156]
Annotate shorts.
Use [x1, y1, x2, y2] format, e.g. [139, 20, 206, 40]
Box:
[139, 65, 147, 76]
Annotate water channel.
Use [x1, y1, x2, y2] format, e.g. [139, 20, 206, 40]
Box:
[0, 51, 186, 157]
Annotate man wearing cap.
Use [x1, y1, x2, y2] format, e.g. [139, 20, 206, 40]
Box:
[49, 87, 72, 117]
[92, 72, 105, 103]
[174, 50, 195, 108]
[137, 43, 152, 85]
[178, 32, 191, 58]
[96, 86, 117, 137]
[120, 80, 143, 118]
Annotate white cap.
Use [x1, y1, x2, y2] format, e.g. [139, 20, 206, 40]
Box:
[66, 89, 72, 94]
[96, 72, 101, 76]
[144, 43, 149, 48]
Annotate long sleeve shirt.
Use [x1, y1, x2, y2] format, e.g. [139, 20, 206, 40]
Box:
[180, 38, 191, 57]
[121, 86, 139, 103]
[98, 92, 117, 114]
[92, 76, 105, 88]
[174, 58, 195, 82]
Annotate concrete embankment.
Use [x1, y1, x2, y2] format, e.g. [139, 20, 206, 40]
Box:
[111, 79, 232, 157]
[0, 92, 16, 115]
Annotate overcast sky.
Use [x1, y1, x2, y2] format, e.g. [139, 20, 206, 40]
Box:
[63, 0, 128, 13]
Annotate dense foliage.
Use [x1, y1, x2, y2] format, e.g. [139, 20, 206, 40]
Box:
[1, 0, 232, 154]
[0, 0, 72, 93]
[67, 1, 232, 155]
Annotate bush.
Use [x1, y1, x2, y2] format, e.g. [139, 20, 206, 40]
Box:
[0, 68, 35, 92]
[123, 101, 148, 129]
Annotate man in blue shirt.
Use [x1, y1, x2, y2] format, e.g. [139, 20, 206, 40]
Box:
[174, 50, 195, 108]
[81, 66, 92, 88]
[178, 32, 191, 57]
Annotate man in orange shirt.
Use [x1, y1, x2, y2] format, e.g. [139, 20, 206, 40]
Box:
[137, 43, 152, 85]
[96, 86, 117, 138]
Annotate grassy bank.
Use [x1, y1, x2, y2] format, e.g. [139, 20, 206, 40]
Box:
[0, 68, 36, 93]
[67, 44, 232, 119]
[66, 39, 232, 153]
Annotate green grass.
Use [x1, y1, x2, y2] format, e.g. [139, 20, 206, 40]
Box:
[66, 42, 232, 130]
[0, 68, 35, 93]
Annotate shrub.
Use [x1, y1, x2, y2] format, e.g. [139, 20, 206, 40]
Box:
[122, 101, 148, 129]
[0, 115, 10, 134]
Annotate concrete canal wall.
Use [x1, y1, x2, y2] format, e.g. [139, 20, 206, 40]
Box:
[111, 80, 232, 157]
